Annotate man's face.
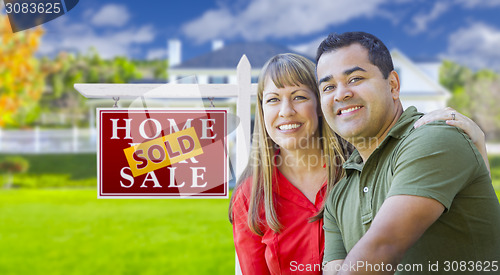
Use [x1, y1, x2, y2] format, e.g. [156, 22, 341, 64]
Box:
[316, 43, 400, 142]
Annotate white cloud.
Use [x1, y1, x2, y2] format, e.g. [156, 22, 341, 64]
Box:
[454, 0, 500, 8]
[38, 16, 155, 59]
[444, 22, 500, 70]
[181, 0, 388, 43]
[146, 48, 167, 60]
[408, 2, 449, 34]
[289, 37, 325, 59]
[91, 4, 130, 27]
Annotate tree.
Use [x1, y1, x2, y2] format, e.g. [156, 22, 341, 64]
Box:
[2, 13, 153, 128]
[40, 49, 143, 127]
[0, 156, 29, 189]
[464, 70, 500, 140]
[440, 60, 500, 140]
[0, 15, 45, 127]
[133, 59, 169, 80]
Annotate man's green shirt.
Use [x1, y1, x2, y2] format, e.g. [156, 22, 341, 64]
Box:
[323, 107, 500, 273]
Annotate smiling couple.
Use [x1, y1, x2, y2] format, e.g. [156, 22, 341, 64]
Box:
[230, 31, 500, 275]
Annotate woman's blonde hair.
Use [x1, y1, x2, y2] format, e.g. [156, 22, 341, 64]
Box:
[229, 53, 351, 236]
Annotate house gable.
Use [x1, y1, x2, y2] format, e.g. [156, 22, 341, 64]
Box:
[392, 49, 450, 98]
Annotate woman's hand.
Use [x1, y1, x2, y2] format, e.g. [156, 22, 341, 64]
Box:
[414, 107, 490, 172]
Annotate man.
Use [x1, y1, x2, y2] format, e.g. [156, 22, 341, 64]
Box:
[316, 31, 500, 274]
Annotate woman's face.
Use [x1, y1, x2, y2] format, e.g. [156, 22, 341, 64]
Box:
[262, 77, 320, 151]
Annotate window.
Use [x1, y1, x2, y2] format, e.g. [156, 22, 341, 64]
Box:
[176, 76, 196, 84]
[209, 76, 228, 84]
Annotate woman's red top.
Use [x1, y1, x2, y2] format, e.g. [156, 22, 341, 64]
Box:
[232, 167, 327, 275]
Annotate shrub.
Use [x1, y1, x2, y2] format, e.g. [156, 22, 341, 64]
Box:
[0, 156, 29, 174]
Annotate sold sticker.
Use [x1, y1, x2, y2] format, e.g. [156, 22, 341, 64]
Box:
[123, 127, 204, 177]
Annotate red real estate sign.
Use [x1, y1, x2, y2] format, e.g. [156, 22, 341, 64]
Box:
[97, 109, 228, 198]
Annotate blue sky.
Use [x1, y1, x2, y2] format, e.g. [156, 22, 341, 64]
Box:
[16, 0, 500, 71]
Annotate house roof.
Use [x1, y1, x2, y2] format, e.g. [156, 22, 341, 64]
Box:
[172, 42, 311, 69]
[391, 49, 451, 98]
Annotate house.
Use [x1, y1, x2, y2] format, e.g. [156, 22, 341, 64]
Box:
[168, 39, 308, 84]
[392, 49, 451, 113]
[168, 40, 451, 113]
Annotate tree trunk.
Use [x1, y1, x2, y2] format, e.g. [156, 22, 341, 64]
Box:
[3, 173, 13, 189]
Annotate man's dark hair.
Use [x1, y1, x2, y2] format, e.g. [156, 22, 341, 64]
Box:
[316, 32, 394, 79]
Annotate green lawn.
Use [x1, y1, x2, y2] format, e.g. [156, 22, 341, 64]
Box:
[490, 155, 500, 192]
[0, 189, 235, 275]
[0, 154, 499, 275]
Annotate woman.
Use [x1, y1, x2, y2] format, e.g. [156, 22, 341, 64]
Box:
[229, 53, 488, 275]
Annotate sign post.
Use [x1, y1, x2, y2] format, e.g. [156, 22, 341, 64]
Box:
[75, 55, 254, 274]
